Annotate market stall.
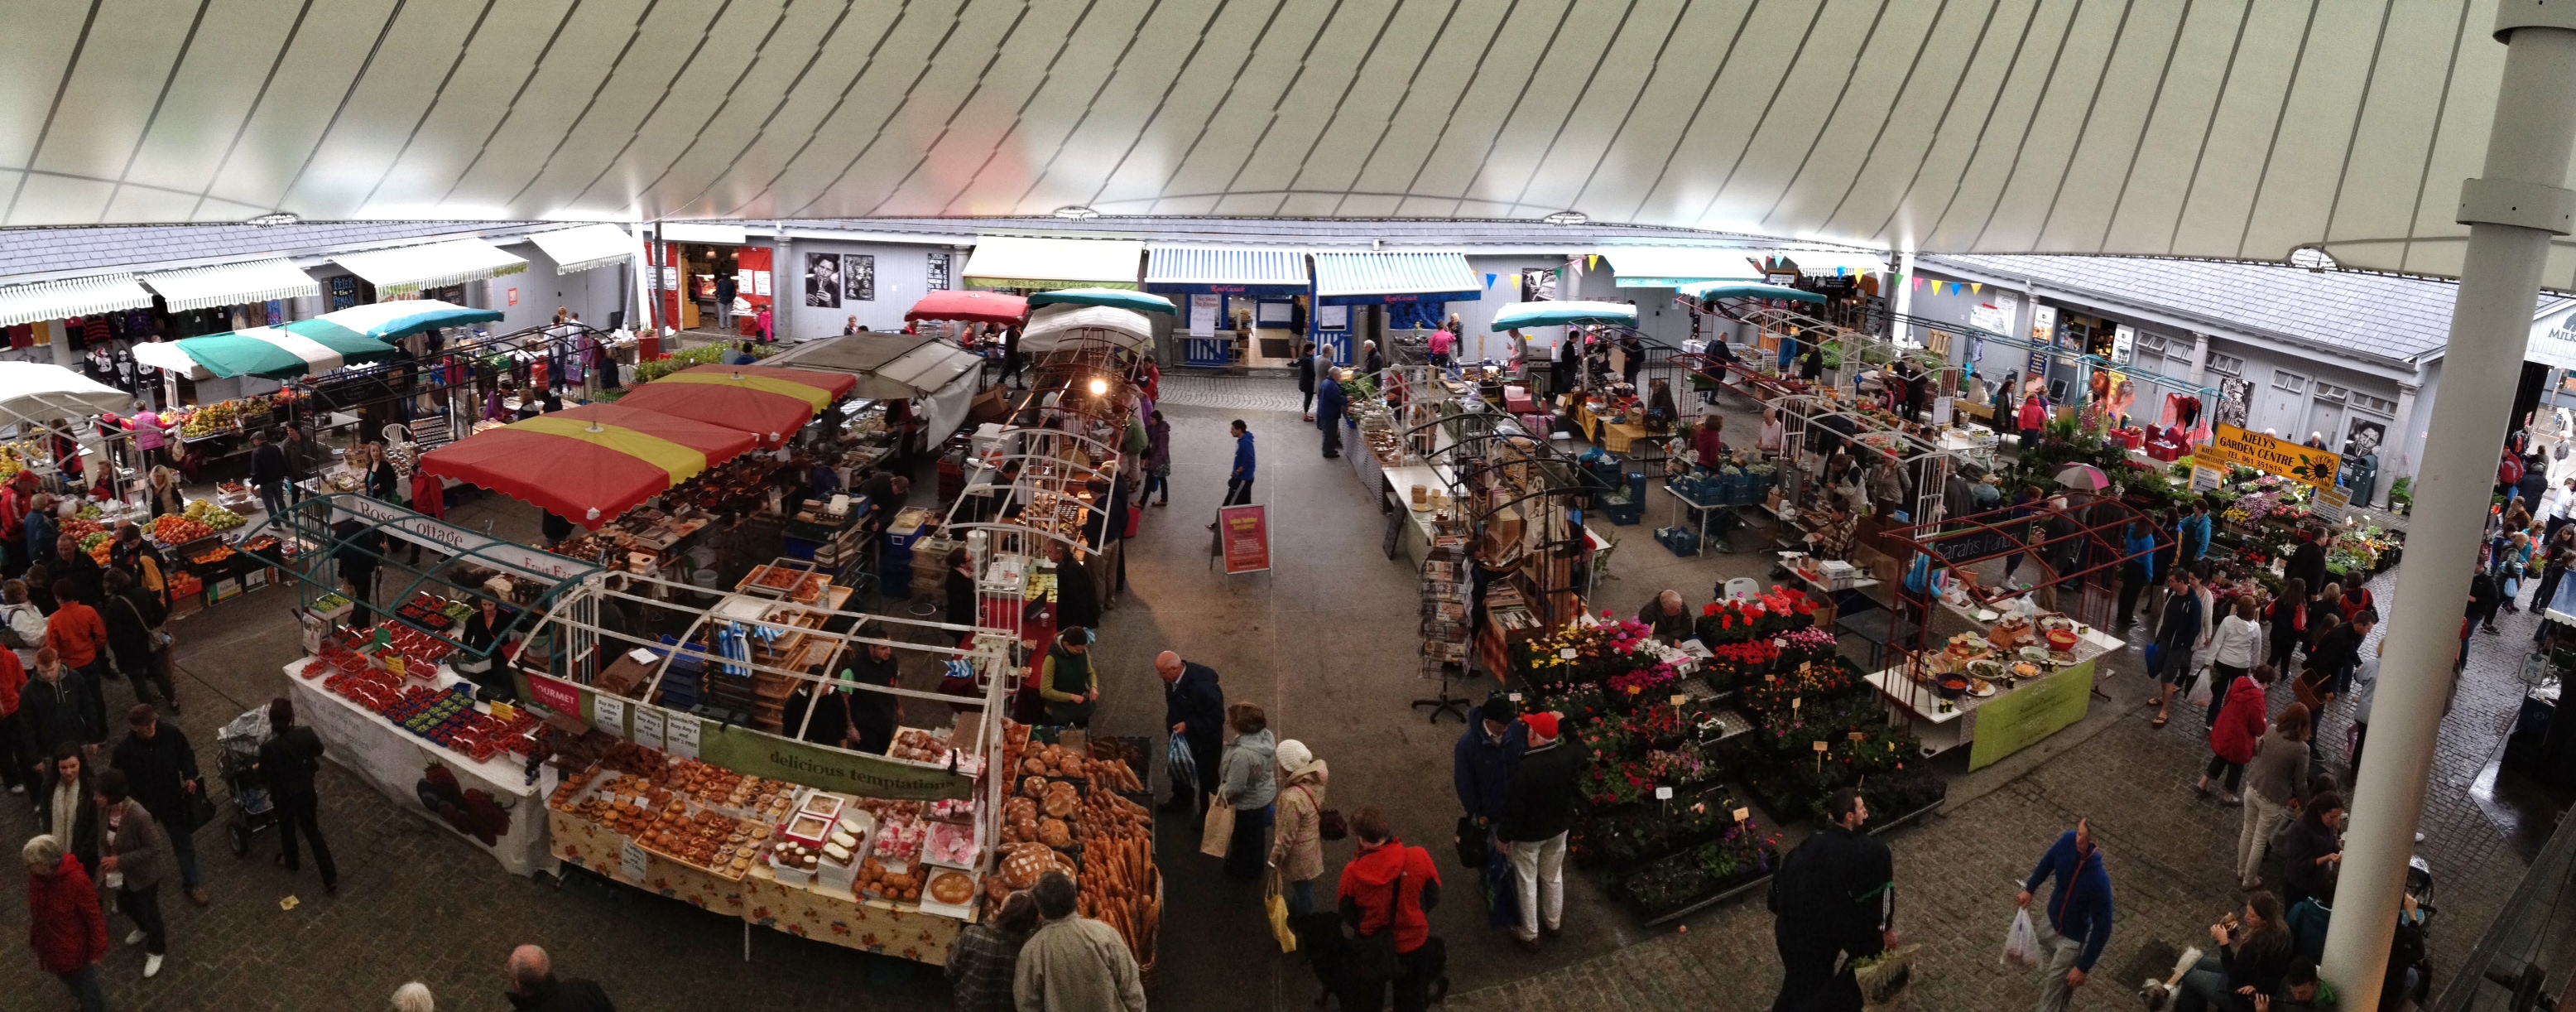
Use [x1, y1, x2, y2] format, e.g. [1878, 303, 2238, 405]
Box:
[1142, 245, 1310, 368]
[763, 334, 985, 449]
[609, 364, 860, 447]
[1309, 251, 1480, 364]
[416, 402, 762, 527]
[903, 290, 1030, 327]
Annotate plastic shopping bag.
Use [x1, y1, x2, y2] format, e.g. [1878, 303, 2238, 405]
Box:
[2187, 675, 2214, 709]
[1166, 735, 1200, 796]
[1266, 872, 1299, 953]
[2002, 908, 2041, 968]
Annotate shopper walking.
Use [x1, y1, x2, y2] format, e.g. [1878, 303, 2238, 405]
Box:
[2199, 665, 2271, 802]
[2018, 819, 2113, 1012]
[1142, 411, 1171, 508]
[1216, 703, 1277, 881]
[1269, 739, 1329, 915]
[25, 833, 108, 1012]
[2265, 578, 2309, 673]
[2146, 568, 2205, 728]
[1337, 807, 1444, 1012]
[0, 643, 27, 802]
[1211, 420, 1255, 521]
[258, 696, 337, 894]
[1015, 871, 1147, 1012]
[504, 944, 613, 1010]
[250, 430, 290, 519]
[1451, 697, 1528, 826]
[108, 705, 204, 906]
[2206, 596, 2265, 729]
[1155, 651, 1224, 815]
[2115, 523, 2157, 628]
[1046, 542, 1098, 631]
[94, 768, 169, 978]
[1767, 788, 1896, 1012]
[2472, 561, 2506, 636]
[2238, 704, 2313, 889]
[945, 891, 1038, 1012]
[1297, 340, 1319, 421]
[45, 585, 108, 744]
[101, 571, 173, 712]
[1315, 371, 1347, 459]
[1499, 711, 1580, 952]
[52, 536, 102, 606]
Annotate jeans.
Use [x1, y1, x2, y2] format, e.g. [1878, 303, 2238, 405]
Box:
[2031, 914, 2084, 1012]
[2175, 955, 2231, 1012]
[58, 965, 105, 1012]
[0, 709, 31, 793]
[2239, 790, 2291, 885]
[1507, 831, 1568, 940]
[1349, 945, 1440, 1012]
[161, 813, 201, 890]
[1223, 479, 1254, 507]
[69, 664, 106, 744]
[277, 791, 338, 887]
[257, 481, 288, 520]
[1287, 877, 1315, 916]
[122, 882, 166, 955]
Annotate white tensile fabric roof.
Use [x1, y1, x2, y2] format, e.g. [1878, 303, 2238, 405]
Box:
[0, 1, 2546, 282]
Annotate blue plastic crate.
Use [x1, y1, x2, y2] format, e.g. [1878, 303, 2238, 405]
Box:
[1656, 525, 1701, 557]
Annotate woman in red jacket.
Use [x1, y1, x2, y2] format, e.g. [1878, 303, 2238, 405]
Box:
[2199, 665, 2275, 803]
[24, 832, 108, 1010]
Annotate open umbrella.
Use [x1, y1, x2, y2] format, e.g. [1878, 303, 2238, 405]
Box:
[1680, 281, 1828, 304]
[1020, 303, 1155, 353]
[2055, 463, 2112, 491]
[417, 402, 760, 527]
[0, 363, 134, 426]
[1488, 300, 1640, 330]
[903, 290, 1028, 326]
[1027, 287, 1177, 315]
[610, 364, 858, 447]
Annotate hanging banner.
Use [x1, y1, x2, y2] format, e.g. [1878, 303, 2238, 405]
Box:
[1189, 294, 1222, 336]
[1218, 504, 1271, 574]
[2209, 424, 2341, 489]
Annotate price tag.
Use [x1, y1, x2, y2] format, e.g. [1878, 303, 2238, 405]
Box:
[592, 695, 627, 739]
[632, 706, 667, 751]
[1669, 693, 1688, 707]
[1655, 786, 1674, 800]
[1792, 696, 1802, 711]
[1732, 807, 1750, 823]
[1560, 648, 1578, 659]
[1507, 692, 1522, 702]
[1811, 740, 1829, 753]
[1848, 730, 1867, 742]
[620, 841, 649, 883]
[665, 712, 702, 759]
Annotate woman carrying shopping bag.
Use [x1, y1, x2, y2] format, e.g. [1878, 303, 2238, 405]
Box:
[1268, 740, 1331, 915]
[1215, 704, 1277, 881]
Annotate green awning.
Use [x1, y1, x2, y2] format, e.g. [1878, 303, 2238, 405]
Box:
[1026, 287, 1175, 314]
[1680, 281, 1827, 304]
[128, 319, 399, 379]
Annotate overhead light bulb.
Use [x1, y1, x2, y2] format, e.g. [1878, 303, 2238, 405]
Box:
[248, 212, 300, 228]
[1088, 378, 1108, 396]
[1055, 205, 1101, 219]
[1542, 210, 1588, 226]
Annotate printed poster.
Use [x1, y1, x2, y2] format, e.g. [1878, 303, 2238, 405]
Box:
[1189, 295, 1221, 336]
[842, 253, 875, 302]
[805, 253, 841, 308]
[1219, 504, 1271, 575]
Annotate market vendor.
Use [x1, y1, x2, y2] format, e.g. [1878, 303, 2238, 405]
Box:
[456, 597, 516, 701]
[844, 640, 901, 754]
[1636, 590, 1693, 643]
[1693, 413, 1726, 472]
[1805, 499, 1859, 561]
[1036, 626, 1097, 728]
[143, 468, 184, 520]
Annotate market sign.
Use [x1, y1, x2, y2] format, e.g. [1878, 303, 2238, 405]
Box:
[1218, 504, 1271, 574]
[525, 673, 973, 800]
[331, 494, 598, 582]
[2205, 424, 2339, 489]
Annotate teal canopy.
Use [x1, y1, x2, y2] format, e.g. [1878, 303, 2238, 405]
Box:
[1488, 300, 1640, 331]
[1680, 282, 1826, 304]
[1026, 287, 1176, 315]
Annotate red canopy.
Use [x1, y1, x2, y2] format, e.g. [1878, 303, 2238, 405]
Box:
[610, 364, 853, 447]
[417, 402, 760, 527]
[905, 290, 1028, 325]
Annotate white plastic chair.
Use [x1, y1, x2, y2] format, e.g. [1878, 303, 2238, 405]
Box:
[1723, 577, 1761, 602]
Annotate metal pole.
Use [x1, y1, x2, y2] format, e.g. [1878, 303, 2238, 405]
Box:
[2320, 5, 2576, 1005]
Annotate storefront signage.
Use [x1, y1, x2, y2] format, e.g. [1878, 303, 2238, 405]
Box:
[1927, 524, 2025, 566]
[1189, 294, 1221, 336]
[526, 672, 586, 720]
[2208, 424, 2339, 489]
[1968, 660, 2094, 770]
[1218, 504, 1271, 574]
[2030, 305, 2055, 345]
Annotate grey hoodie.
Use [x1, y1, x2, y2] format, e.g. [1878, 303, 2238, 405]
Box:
[1219, 729, 1278, 811]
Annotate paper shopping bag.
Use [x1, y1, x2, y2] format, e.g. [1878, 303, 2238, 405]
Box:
[1200, 796, 1236, 858]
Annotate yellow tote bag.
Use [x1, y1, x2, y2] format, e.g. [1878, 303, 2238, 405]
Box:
[1266, 871, 1298, 953]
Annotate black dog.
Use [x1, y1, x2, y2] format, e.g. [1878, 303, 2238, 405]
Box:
[1289, 912, 1372, 1010]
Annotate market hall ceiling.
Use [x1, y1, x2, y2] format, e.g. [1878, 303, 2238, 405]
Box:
[0, 0, 2553, 281]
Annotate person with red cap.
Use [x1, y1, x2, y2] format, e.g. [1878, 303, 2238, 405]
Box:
[1335, 806, 1444, 1012]
[1498, 710, 1582, 951]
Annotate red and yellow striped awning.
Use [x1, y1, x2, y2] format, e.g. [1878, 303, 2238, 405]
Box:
[611, 364, 860, 447]
[418, 402, 759, 527]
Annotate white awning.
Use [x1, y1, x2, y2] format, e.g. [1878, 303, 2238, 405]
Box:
[1784, 252, 1892, 276]
[526, 224, 637, 274]
[659, 223, 747, 245]
[1310, 252, 1479, 297]
[0, 274, 153, 327]
[1601, 247, 1766, 287]
[873, 341, 983, 399]
[1020, 303, 1155, 352]
[334, 239, 528, 296]
[963, 237, 1144, 290]
[139, 258, 321, 311]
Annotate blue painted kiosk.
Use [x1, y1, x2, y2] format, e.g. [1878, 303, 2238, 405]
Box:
[1143, 246, 1312, 369]
[1308, 252, 1482, 367]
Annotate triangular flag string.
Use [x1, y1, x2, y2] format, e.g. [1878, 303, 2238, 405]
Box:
[1969, 282, 1982, 295]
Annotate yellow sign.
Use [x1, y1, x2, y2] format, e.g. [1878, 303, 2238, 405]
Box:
[2209, 424, 2340, 489]
[1968, 660, 2096, 770]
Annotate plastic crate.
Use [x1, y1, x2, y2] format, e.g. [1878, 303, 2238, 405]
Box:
[1602, 494, 1645, 527]
[1656, 525, 1702, 557]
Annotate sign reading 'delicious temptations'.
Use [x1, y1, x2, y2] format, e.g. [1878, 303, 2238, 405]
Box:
[521, 674, 972, 799]
[1219, 504, 1271, 574]
[2207, 424, 2340, 489]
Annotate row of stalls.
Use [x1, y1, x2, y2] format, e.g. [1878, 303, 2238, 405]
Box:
[240, 296, 1174, 973]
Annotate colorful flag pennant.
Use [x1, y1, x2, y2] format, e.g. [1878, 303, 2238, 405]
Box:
[1969, 282, 1982, 295]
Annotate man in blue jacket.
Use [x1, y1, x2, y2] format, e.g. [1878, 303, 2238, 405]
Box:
[1315, 373, 1347, 459]
[2019, 818, 2113, 1011]
[1451, 696, 1528, 824]
[1211, 420, 1255, 533]
[1156, 651, 1225, 815]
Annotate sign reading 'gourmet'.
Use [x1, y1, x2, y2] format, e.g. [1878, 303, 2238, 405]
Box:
[2206, 424, 2340, 489]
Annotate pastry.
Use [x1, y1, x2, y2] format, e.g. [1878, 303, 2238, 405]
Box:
[1037, 817, 1071, 848]
[928, 870, 975, 905]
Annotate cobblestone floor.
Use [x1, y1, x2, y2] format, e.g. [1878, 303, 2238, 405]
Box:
[0, 373, 2547, 1010]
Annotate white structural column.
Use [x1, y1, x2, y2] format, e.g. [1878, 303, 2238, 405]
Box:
[2321, 4, 2576, 1005]
[1891, 250, 1915, 347]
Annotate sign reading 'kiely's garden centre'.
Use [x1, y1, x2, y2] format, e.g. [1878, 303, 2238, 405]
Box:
[2208, 424, 2340, 489]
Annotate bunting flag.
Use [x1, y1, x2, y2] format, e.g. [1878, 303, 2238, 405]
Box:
[1486, 272, 1500, 288]
[1912, 277, 1925, 291]
[1970, 282, 1982, 295]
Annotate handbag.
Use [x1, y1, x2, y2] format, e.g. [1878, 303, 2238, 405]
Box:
[1199, 795, 1236, 858]
[1349, 869, 1406, 981]
[1266, 871, 1299, 953]
[1453, 815, 1487, 866]
[181, 780, 218, 832]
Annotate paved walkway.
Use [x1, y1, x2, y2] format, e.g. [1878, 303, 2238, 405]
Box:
[0, 373, 2541, 1010]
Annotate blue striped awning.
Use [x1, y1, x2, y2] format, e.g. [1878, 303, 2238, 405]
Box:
[1310, 252, 1482, 302]
[1144, 246, 1309, 296]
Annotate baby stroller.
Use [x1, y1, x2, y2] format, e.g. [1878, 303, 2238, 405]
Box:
[215, 703, 279, 857]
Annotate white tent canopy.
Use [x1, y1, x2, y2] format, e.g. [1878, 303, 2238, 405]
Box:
[140, 258, 321, 311]
[962, 237, 1145, 290]
[526, 224, 637, 274]
[0, 275, 152, 327]
[0, 362, 135, 427]
[1020, 304, 1155, 353]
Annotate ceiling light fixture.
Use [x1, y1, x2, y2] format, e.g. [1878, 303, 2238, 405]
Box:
[1542, 210, 1588, 226]
[1088, 378, 1109, 396]
[1054, 205, 1100, 220]
[248, 212, 300, 228]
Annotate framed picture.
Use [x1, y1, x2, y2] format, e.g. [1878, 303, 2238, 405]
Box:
[843, 254, 875, 302]
[2344, 416, 2388, 458]
[1519, 267, 1556, 302]
[926, 252, 950, 292]
[805, 253, 841, 309]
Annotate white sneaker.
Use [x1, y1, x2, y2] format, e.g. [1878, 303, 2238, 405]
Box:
[7, 784, 22, 794]
[143, 953, 162, 978]
[125, 928, 145, 946]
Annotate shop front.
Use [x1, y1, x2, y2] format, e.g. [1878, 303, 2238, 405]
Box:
[1141, 245, 1310, 369]
[648, 224, 772, 337]
[1309, 251, 1481, 366]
